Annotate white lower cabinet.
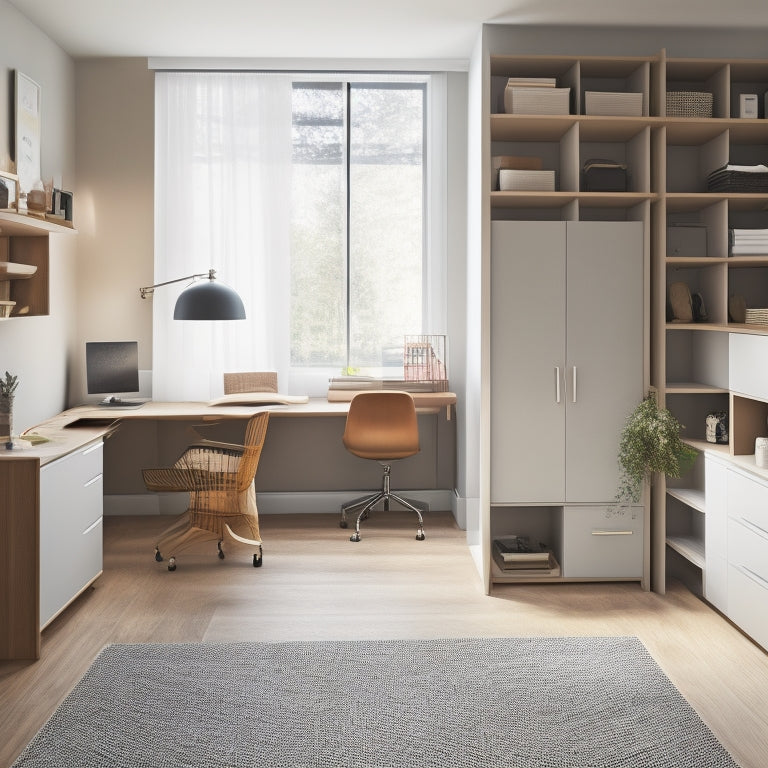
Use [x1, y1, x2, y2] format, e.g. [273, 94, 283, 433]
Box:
[39, 440, 104, 628]
[561, 505, 643, 578]
[716, 465, 768, 651]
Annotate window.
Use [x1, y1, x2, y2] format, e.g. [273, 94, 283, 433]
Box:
[291, 82, 426, 376]
[153, 71, 445, 400]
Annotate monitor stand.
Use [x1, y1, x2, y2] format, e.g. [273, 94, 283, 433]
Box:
[98, 397, 148, 409]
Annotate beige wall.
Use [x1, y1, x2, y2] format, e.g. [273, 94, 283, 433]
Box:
[0, 0, 76, 432]
[72, 58, 154, 405]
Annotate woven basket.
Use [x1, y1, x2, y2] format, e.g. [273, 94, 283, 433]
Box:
[666, 91, 713, 118]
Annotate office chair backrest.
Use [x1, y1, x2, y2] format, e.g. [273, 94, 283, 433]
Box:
[236, 411, 270, 491]
[224, 372, 278, 394]
[343, 391, 419, 461]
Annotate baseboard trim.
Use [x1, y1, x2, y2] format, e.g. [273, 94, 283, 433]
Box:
[105, 490, 459, 519]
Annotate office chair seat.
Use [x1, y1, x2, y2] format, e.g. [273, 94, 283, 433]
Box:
[340, 390, 427, 542]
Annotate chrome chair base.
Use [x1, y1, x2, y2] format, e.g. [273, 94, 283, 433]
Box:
[340, 463, 427, 542]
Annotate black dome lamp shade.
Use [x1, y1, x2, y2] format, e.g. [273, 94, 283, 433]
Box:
[140, 269, 246, 320]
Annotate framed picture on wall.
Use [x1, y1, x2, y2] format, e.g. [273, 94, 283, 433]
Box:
[0, 170, 19, 211]
[14, 71, 41, 202]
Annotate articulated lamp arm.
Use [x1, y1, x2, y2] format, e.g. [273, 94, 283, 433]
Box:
[139, 269, 215, 299]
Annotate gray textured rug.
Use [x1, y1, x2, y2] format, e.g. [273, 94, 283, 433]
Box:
[13, 637, 738, 768]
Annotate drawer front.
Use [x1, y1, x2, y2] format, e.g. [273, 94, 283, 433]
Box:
[729, 333, 768, 400]
[727, 468, 768, 534]
[727, 563, 768, 652]
[728, 516, 768, 585]
[561, 505, 643, 578]
[41, 518, 102, 628]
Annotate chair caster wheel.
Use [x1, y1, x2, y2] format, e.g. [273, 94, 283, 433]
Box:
[350, 532, 361, 542]
[340, 520, 348, 529]
[217, 541, 225, 560]
[154, 548, 164, 562]
[416, 530, 425, 541]
[253, 552, 263, 568]
[168, 557, 177, 572]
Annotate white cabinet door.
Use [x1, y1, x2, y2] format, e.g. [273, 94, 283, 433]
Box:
[490, 221, 566, 503]
[729, 333, 768, 400]
[490, 221, 643, 505]
[704, 455, 728, 612]
[565, 222, 644, 502]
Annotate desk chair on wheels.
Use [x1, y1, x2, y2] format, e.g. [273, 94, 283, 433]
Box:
[142, 411, 269, 571]
[339, 390, 427, 542]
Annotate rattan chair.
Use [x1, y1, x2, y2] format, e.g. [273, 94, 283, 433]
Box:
[339, 390, 427, 542]
[142, 412, 269, 570]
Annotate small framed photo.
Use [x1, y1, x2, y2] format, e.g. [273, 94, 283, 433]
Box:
[0, 170, 20, 212]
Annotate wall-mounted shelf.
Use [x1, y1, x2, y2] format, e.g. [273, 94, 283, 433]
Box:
[0, 212, 73, 318]
[0, 210, 75, 237]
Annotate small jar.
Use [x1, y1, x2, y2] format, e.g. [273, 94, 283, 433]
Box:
[755, 437, 768, 468]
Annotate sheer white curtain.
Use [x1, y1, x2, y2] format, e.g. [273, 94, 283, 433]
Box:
[153, 72, 292, 401]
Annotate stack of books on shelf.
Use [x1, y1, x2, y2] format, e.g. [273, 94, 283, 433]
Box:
[503, 77, 570, 115]
[729, 227, 768, 255]
[492, 537, 560, 576]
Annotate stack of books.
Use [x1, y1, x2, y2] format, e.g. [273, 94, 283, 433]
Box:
[491, 537, 558, 574]
[503, 77, 570, 115]
[729, 228, 768, 255]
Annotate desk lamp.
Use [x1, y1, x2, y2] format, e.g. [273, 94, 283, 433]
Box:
[139, 269, 246, 320]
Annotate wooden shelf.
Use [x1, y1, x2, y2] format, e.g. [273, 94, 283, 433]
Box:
[666, 535, 705, 568]
[491, 191, 654, 209]
[667, 487, 706, 513]
[665, 382, 729, 394]
[0, 211, 75, 237]
[0, 261, 36, 279]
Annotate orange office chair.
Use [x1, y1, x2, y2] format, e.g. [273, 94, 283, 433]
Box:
[142, 411, 269, 570]
[339, 390, 427, 542]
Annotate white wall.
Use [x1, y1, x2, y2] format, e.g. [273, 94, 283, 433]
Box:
[0, 0, 76, 433]
[72, 58, 154, 404]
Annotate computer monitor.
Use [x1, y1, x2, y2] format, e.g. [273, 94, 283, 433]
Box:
[85, 341, 145, 407]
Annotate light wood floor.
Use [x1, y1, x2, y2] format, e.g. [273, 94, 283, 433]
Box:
[1, 511, 767, 768]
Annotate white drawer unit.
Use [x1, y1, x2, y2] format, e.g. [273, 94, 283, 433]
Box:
[39, 440, 104, 628]
[722, 465, 768, 650]
[561, 505, 643, 578]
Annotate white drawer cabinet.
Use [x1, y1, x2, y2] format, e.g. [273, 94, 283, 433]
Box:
[39, 441, 104, 628]
[721, 465, 768, 650]
[561, 505, 643, 578]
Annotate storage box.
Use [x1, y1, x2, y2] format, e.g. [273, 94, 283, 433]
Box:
[504, 86, 570, 115]
[667, 224, 708, 257]
[666, 91, 713, 117]
[582, 160, 627, 192]
[740, 93, 758, 118]
[499, 169, 556, 192]
[584, 91, 643, 116]
[492, 155, 543, 190]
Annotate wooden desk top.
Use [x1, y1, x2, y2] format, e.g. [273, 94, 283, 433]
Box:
[9, 393, 457, 466]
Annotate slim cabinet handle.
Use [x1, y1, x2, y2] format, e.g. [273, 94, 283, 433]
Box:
[592, 530, 633, 536]
[555, 366, 561, 403]
[572, 366, 577, 403]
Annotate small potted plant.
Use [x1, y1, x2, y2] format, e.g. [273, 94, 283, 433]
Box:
[615, 392, 698, 507]
[0, 371, 19, 449]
